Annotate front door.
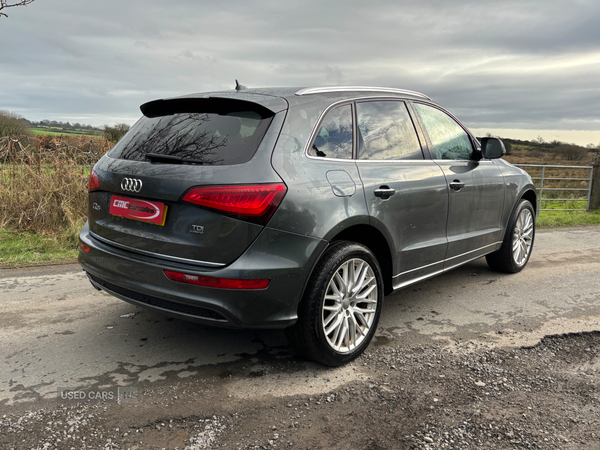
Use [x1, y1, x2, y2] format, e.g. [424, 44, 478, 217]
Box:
[411, 102, 505, 269]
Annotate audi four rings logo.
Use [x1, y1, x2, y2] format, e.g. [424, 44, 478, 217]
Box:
[121, 178, 143, 193]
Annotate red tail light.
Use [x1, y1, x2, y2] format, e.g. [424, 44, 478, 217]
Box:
[164, 270, 269, 290]
[88, 171, 100, 191]
[182, 183, 286, 225]
[78, 239, 90, 253]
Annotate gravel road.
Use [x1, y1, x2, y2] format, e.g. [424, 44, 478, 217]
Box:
[1, 225, 599, 449]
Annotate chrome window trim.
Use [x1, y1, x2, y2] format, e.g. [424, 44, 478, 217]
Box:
[411, 100, 481, 157]
[303, 96, 430, 163]
[304, 99, 355, 162]
[90, 231, 227, 268]
[295, 86, 431, 100]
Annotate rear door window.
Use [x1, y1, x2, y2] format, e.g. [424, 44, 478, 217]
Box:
[308, 105, 353, 159]
[108, 107, 273, 166]
[356, 101, 423, 160]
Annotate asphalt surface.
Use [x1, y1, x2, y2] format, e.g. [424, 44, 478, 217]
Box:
[1, 225, 600, 412]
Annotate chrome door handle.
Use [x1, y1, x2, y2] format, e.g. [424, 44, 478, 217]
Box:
[449, 180, 465, 191]
[374, 187, 396, 199]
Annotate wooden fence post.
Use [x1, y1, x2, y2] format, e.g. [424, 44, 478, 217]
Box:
[590, 154, 600, 211]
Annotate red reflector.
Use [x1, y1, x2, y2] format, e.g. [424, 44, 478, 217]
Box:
[78, 239, 90, 253]
[88, 171, 100, 191]
[164, 270, 269, 290]
[182, 184, 286, 225]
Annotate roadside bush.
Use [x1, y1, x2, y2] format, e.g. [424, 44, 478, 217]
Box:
[554, 144, 588, 161]
[0, 135, 110, 236]
[103, 123, 130, 142]
[0, 109, 31, 137]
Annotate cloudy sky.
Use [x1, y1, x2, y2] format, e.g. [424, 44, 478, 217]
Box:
[1, 0, 599, 144]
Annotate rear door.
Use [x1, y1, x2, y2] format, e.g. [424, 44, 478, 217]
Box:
[411, 102, 505, 269]
[354, 100, 448, 289]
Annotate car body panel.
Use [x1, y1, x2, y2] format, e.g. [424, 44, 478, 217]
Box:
[493, 158, 537, 231]
[435, 159, 506, 268]
[80, 221, 327, 328]
[268, 97, 371, 240]
[357, 160, 449, 282]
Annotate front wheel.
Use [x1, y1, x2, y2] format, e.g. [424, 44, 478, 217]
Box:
[285, 241, 383, 366]
[486, 199, 535, 273]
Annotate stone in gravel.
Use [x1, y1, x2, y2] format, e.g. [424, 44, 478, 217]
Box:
[474, 381, 486, 387]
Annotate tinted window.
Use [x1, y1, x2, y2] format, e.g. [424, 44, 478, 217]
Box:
[357, 101, 423, 160]
[107, 111, 272, 166]
[309, 105, 353, 159]
[413, 103, 473, 160]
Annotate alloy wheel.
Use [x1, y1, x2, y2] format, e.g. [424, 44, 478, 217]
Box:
[321, 258, 378, 353]
[512, 208, 534, 266]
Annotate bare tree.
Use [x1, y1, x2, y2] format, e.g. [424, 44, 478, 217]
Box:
[0, 0, 35, 18]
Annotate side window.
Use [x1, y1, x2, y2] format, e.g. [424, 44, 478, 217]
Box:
[309, 105, 353, 159]
[413, 103, 473, 160]
[356, 101, 423, 160]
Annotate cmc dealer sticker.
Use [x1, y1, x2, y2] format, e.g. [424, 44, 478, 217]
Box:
[109, 195, 167, 226]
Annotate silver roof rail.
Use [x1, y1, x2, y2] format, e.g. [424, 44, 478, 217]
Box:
[295, 86, 431, 100]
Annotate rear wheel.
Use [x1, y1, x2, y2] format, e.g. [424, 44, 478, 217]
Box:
[286, 241, 383, 366]
[486, 199, 535, 273]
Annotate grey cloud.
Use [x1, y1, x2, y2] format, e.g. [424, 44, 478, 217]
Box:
[0, 0, 598, 131]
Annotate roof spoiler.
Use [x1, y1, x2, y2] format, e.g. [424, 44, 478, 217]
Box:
[140, 97, 274, 118]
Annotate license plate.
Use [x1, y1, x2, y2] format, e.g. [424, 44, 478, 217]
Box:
[109, 195, 168, 226]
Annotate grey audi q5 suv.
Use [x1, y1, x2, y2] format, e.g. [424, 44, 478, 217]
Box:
[79, 86, 536, 366]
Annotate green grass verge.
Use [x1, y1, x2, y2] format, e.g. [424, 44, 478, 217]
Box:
[537, 208, 600, 228]
[0, 228, 79, 267]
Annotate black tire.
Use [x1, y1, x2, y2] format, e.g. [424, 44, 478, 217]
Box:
[486, 199, 535, 273]
[285, 241, 384, 366]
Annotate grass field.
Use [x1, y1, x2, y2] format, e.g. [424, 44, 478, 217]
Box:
[536, 208, 600, 228]
[31, 126, 103, 138]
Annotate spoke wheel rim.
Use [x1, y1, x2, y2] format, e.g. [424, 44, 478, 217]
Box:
[512, 208, 534, 267]
[321, 258, 378, 353]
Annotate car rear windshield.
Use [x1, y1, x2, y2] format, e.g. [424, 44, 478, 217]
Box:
[107, 100, 274, 166]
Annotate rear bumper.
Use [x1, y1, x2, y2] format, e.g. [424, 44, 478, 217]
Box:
[78, 222, 327, 329]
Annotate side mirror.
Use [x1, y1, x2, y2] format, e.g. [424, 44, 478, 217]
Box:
[480, 137, 506, 159]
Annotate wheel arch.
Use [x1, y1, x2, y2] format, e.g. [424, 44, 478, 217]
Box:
[499, 187, 537, 243]
[521, 188, 537, 215]
[327, 225, 395, 296]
